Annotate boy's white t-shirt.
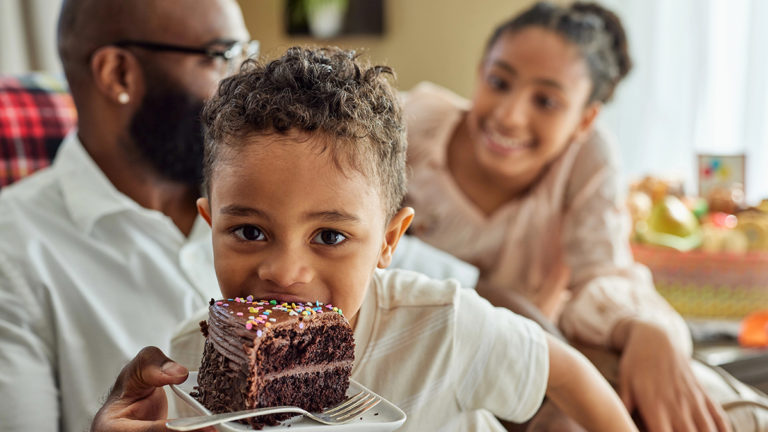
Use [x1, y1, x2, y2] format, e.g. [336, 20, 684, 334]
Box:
[170, 269, 549, 431]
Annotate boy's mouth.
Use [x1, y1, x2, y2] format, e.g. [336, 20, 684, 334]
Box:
[255, 293, 317, 305]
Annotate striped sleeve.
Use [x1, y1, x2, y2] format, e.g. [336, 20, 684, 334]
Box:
[452, 289, 549, 422]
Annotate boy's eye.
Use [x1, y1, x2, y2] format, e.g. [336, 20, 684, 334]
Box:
[233, 225, 265, 241]
[312, 230, 346, 246]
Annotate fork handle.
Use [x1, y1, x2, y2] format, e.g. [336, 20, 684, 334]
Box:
[166, 406, 304, 431]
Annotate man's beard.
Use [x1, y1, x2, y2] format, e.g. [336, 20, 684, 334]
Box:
[127, 70, 206, 190]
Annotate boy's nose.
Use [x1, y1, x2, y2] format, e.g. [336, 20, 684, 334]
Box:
[257, 245, 313, 289]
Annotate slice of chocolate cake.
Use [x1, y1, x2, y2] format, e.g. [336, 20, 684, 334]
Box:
[195, 297, 355, 429]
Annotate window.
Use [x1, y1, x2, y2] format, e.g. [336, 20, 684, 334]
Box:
[600, 0, 768, 203]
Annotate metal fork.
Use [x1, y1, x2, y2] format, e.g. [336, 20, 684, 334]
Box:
[166, 390, 381, 431]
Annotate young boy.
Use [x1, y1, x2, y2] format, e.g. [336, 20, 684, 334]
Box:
[91, 47, 637, 432]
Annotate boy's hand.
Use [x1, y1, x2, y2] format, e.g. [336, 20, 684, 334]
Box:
[616, 320, 731, 432]
[91, 346, 214, 432]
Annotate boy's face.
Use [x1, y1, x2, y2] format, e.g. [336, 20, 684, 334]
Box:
[198, 132, 413, 328]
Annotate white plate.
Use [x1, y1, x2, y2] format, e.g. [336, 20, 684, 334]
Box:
[170, 371, 406, 431]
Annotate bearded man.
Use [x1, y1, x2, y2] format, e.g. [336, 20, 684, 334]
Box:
[0, 1, 254, 430]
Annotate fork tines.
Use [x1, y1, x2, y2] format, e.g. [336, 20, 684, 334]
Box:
[324, 390, 381, 421]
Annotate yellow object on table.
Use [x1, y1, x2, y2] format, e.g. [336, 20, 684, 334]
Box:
[635, 196, 702, 251]
[737, 211, 768, 251]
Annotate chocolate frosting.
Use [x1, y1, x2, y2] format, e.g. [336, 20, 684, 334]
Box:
[205, 298, 350, 367]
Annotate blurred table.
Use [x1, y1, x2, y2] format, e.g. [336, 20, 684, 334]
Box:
[689, 319, 768, 393]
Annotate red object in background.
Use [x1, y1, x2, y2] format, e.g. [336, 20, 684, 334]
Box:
[706, 212, 738, 229]
[0, 74, 77, 188]
[739, 310, 768, 347]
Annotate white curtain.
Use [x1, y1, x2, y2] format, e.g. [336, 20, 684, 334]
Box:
[599, 0, 768, 204]
[0, 0, 63, 74]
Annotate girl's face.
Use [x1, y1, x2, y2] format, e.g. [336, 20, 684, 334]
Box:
[466, 27, 600, 186]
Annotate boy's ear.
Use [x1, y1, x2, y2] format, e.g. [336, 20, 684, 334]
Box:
[377, 207, 415, 269]
[573, 101, 602, 142]
[197, 197, 212, 227]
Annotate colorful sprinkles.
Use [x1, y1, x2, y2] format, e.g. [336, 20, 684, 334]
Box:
[215, 298, 344, 336]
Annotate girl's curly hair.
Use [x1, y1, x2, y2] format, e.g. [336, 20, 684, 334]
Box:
[486, 2, 632, 103]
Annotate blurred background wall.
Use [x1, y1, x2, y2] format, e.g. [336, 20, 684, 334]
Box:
[3, 0, 768, 202]
[238, 0, 535, 97]
[0, 0, 62, 74]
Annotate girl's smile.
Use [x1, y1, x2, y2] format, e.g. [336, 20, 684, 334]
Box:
[459, 27, 599, 202]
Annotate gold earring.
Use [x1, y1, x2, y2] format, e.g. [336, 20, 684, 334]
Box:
[118, 92, 130, 104]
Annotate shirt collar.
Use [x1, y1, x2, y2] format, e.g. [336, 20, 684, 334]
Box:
[56, 131, 152, 233]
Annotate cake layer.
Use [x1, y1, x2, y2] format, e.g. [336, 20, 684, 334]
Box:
[195, 298, 355, 430]
[255, 325, 355, 374]
[255, 368, 351, 414]
[196, 330, 353, 429]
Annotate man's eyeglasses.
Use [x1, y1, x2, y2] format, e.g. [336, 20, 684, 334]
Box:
[113, 39, 260, 75]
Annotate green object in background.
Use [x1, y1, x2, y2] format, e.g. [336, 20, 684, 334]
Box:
[303, 0, 349, 17]
[689, 197, 709, 220]
[289, 0, 349, 38]
[638, 195, 702, 251]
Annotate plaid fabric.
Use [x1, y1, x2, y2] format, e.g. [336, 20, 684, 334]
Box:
[0, 73, 77, 188]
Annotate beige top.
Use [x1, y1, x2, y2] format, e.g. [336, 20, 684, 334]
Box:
[170, 269, 549, 431]
[403, 82, 691, 352]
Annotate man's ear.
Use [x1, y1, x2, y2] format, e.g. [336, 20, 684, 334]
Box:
[90, 46, 142, 106]
[377, 207, 415, 269]
[572, 101, 602, 142]
[197, 197, 212, 227]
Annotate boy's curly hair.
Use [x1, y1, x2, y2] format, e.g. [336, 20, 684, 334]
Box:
[202, 46, 406, 219]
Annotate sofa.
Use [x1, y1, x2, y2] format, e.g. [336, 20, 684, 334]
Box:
[0, 73, 77, 189]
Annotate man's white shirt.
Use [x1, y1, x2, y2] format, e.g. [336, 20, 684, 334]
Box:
[0, 132, 220, 432]
[0, 132, 489, 432]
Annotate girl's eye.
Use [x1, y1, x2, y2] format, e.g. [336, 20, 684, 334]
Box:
[534, 94, 559, 110]
[486, 74, 508, 91]
[233, 225, 265, 241]
[313, 230, 347, 246]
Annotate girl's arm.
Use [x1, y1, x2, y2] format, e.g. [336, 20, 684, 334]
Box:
[475, 279, 566, 340]
[559, 130, 691, 350]
[559, 132, 730, 432]
[545, 333, 637, 432]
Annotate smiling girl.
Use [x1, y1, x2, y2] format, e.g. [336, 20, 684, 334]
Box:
[403, 2, 732, 431]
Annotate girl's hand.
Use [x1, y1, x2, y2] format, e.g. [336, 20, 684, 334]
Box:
[615, 319, 731, 432]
